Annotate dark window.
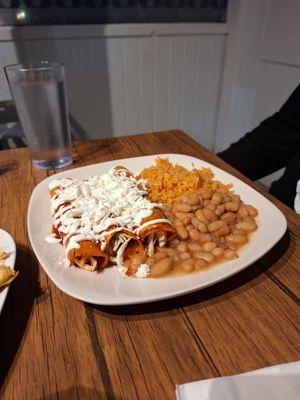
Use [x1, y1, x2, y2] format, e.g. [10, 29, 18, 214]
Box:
[0, 0, 227, 25]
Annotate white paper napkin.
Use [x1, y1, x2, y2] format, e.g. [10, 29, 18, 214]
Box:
[176, 361, 300, 400]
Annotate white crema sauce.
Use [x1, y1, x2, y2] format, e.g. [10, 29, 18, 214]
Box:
[46, 167, 172, 274]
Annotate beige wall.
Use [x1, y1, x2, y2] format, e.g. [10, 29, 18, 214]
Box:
[0, 23, 227, 150]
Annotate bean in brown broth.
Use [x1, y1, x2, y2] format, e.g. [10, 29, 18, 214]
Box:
[148, 187, 258, 278]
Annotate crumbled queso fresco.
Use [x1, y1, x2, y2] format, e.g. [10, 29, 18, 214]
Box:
[135, 263, 151, 278]
[46, 167, 168, 277]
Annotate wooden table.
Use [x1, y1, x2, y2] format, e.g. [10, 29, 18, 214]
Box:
[0, 130, 299, 400]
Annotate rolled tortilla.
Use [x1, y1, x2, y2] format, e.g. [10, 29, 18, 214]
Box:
[105, 228, 144, 263]
[138, 208, 176, 256]
[50, 186, 109, 271]
[67, 240, 109, 271]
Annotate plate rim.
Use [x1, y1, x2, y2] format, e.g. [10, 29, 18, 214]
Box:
[0, 228, 17, 313]
[27, 153, 287, 305]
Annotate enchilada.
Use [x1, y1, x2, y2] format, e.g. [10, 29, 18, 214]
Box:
[46, 166, 175, 276]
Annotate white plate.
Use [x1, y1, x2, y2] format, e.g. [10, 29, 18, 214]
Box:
[27, 154, 287, 306]
[0, 229, 16, 313]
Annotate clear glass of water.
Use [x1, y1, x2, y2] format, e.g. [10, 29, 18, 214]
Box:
[4, 61, 72, 169]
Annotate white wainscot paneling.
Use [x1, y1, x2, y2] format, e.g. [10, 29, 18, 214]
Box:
[0, 24, 227, 148]
[260, 0, 300, 67]
[251, 62, 300, 127]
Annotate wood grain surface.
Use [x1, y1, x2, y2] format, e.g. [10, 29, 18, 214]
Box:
[0, 130, 299, 400]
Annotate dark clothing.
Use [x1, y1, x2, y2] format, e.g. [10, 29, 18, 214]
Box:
[218, 84, 300, 209]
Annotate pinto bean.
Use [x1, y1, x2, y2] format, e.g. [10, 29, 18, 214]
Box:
[174, 218, 183, 226]
[213, 225, 231, 238]
[189, 229, 202, 241]
[198, 222, 208, 234]
[172, 253, 180, 263]
[216, 187, 229, 195]
[175, 212, 192, 221]
[178, 259, 195, 272]
[182, 216, 192, 225]
[178, 194, 189, 204]
[199, 233, 212, 243]
[211, 247, 224, 257]
[202, 207, 217, 222]
[235, 220, 257, 232]
[232, 229, 244, 235]
[231, 194, 241, 203]
[200, 190, 212, 200]
[202, 242, 217, 252]
[169, 238, 179, 248]
[195, 209, 209, 224]
[175, 203, 192, 213]
[245, 205, 258, 217]
[225, 234, 248, 245]
[164, 248, 176, 256]
[188, 242, 202, 252]
[210, 192, 222, 205]
[208, 220, 226, 232]
[191, 217, 208, 233]
[225, 201, 239, 212]
[221, 212, 237, 225]
[193, 251, 215, 263]
[226, 243, 237, 250]
[207, 204, 217, 212]
[222, 195, 232, 203]
[176, 225, 188, 239]
[131, 252, 147, 267]
[191, 204, 202, 211]
[237, 205, 249, 218]
[151, 258, 172, 277]
[243, 216, 256, 223]
[176, 242, 188, 253]
[215, 204, 225, 216]
[180, 252, 191, 260]
[224, 249, 238, 260]
[154, 251, 168, 260]
[191, 216, 202, 229]
[186, 193, 200, 206]
[194, 259, 208, 270]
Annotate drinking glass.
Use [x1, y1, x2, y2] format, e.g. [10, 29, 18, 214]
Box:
[4, 61, 72, 169]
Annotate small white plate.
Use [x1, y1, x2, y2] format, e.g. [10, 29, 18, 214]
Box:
[0, 229, 16, 313]
[27, 154, 287, 305]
